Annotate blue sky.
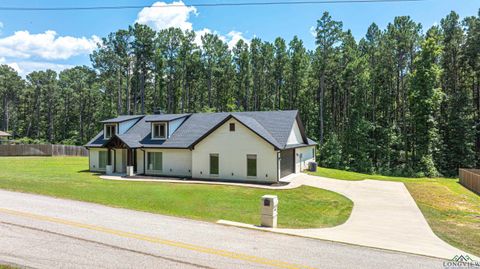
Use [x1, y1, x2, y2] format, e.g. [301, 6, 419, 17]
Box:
[0, 0, 477, 76]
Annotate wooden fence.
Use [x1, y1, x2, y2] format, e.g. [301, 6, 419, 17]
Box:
[0, 144, 88, 157]
[458, 168, 480, 195]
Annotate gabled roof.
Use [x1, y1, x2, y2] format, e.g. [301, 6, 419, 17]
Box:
[100, 115, 144, 123]
[86, 116, 151, 148]
[0, 131, 11, 137]
[144, 114, 190, 122]
[86, 110, 316, 150]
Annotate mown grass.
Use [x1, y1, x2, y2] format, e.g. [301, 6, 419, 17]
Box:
[0, 157, 352, 229]
[309, 167, 480, 256]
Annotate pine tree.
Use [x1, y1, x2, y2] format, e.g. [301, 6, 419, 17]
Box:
[409, 27, 443, 176]
[438, 11, 476, 176]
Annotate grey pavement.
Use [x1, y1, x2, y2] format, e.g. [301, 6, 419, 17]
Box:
[0, 189, 445, 269]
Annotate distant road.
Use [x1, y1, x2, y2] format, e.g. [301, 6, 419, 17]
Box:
[0, 190, 443, 269]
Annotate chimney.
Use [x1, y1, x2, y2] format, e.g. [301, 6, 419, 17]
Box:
[153, 108, 164, 115]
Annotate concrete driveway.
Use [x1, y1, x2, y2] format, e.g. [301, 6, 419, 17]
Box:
[219, 174, 477, 260]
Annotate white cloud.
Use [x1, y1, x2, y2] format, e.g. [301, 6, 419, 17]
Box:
[194, 28, 249, 50]
[193, 28, 212, 46]
[310, 26, 317, 37]
[193, 28, 227, 47]
[0, 57, 20, 73]
[0, 30, 100, 60]
[226, 31, 249, 49]
[0, 58, 73, 76]
[135, 1, 248, 50]
[136, 1, 197, 31]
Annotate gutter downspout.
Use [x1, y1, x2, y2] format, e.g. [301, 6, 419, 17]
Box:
[276, 150, 280, 183]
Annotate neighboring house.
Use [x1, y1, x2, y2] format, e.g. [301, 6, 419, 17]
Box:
[85, 110, 317, 183]
[0, 131, 11, 144]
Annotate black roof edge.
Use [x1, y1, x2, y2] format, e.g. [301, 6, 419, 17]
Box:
[141, 146, 191, 149]
[144, 114, 191, 122]
[100, 115, 144, 124]
[284, 143, 316, 149]
[189, 114, 281, 151]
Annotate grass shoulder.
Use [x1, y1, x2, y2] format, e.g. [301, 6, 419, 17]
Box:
[0, 157, 352, 229]
[308, 167, 449, 182]
[0, 265, 17, 269]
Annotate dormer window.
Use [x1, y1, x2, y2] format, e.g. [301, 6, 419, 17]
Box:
[104, 124, 117, 139]
[152, 122, 167, 139]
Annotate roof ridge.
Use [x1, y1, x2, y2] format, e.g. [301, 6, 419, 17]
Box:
[233, 113, 277, 136]
[232, 114, 282, 149]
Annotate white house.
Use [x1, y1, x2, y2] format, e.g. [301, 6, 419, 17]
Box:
[86, 110, 317, 183]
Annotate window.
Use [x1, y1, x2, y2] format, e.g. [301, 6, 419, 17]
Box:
[99, 151, 107, 169]
[147, 152, 163, 171]
[210, 154, 219, 175]
[229, 123, 235, 132]
[247, 154, 257, 177]
[104, 124, 116, 139]
[152, 123, 167, 139]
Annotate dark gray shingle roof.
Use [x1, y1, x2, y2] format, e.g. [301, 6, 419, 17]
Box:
[144, 114, 190, 122]
[86, 110, 316, 149]
[141, 112, 229, 148]
[100, 115, 144, 123]
[233, 114, 282, 149]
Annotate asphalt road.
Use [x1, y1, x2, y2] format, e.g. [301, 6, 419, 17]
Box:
[0, 189, 445, 269]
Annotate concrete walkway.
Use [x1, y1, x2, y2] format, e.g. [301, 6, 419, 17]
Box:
[101, 173, 476, 260]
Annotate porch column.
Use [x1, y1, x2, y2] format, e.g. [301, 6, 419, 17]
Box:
[126, 148, 135, 177]
[107, 149, 112, 165]
[106, 148, 113, 175]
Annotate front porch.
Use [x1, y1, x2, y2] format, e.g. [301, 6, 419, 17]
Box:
[103, 136, 138, 176]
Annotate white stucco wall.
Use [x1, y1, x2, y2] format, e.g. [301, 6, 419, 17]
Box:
[89, 148, 107, 172]
[191, 118, 278, 182]
[287, 120, 303, 145]
[295, 146, 316, 171]
[144, 148, 192, 177]
[88, 148, 114, 172]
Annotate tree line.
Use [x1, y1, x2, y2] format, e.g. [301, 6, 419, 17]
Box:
[1, 10, 479, 177]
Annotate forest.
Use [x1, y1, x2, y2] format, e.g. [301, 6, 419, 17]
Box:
[0, 10, 479, 177]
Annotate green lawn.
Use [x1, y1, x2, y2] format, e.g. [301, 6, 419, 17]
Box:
[0, 265, 16, 269]
[309, 167, 480, 256]
[0, 157, 352, 229]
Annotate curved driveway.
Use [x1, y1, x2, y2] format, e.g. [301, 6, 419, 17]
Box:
[218, 174, 477, 260]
